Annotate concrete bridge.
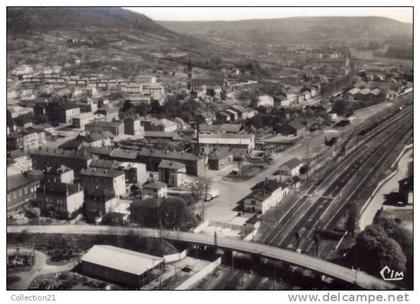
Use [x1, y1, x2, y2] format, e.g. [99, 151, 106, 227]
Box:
[7, 225, 398, 290]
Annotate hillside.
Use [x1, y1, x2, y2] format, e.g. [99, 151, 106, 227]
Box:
[7, 7, 219, 78]
[8, 7, 175, 37]
[161, 16, 413, 46]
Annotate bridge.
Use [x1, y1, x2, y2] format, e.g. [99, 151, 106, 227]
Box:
[8, 225, 397, 290]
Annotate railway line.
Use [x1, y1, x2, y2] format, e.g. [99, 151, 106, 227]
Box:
[261, 98, 412, 250]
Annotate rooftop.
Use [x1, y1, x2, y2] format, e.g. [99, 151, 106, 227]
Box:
[280, 158, 302, 170]
[7, 173, 40, 192]
[158, 159, 186, 171]
[81, 245, 164, 276]
[143, 180, 167, 190]
[37, 182, 81, 196]
[80, 167, 124, 178]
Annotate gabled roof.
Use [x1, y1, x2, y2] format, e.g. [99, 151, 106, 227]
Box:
[158, 159, 186, 170]
[81, 245, 163, 276]
[279, 158, 302, 170]
[143, 180, 167, 190]
[288, 118, 305, 130]
[7, 173, 40, 192]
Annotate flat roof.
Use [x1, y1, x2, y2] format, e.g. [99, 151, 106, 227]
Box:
[81, 245, 164, 276]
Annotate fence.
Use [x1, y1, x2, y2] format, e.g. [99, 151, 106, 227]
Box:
[358, 144, 413, 230]
[163, 249, 188, 263]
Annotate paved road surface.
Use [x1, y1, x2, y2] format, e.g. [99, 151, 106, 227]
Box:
[8, 225, 397, 290]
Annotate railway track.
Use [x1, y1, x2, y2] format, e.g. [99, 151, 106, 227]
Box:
[278, 108, 412, 252]
[261, 102, 412, 247]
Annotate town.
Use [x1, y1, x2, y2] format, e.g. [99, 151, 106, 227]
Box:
[6, 7, 413, 291]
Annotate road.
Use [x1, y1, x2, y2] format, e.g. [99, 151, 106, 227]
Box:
[196, 99, 396, 223]
[262, 94, 412, 256]
[7, 225, 397, 290]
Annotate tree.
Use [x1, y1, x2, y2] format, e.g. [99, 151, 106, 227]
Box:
[352, 224, 407, 276]
[159, 197, 197, 230]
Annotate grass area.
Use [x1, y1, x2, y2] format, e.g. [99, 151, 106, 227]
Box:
[29, 271, 122, 290]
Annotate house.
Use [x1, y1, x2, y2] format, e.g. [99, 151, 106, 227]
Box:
[83, 189, 119, 221]
[59, 133, 111, 151]
[158, 160, 187, 187]
[229, 105, 256, 120]
[30, 148, 93, 175]
[34, 102, 81, 124]
[243, 179, 288, 214]
[85, 121, 125, 137]
[36, 182, 84, 219]
[43, 166, 74, 184]
[80, 168, 127, 197]
[7, 173, 41, 212]
[124, 117, 144, 137]
[256, 95, 274, 107]
[216, 111, 231, 122]
[79, 245, 164, 288]
[225, 109, 239, 121]
[208, 149, 233, 170]
[7, 129, 46, 152]
[195, 133, 255, 153]
[277, 118, 305, 137]
[72, 112, 96, 129]
[136, 149, 205, 177]
[90, 159, 147, 185]
[159, 119, 178, 132]
[345, 88, 361, 101]
[143, 180, 168, 199]
[96, 105, 119, 122]
[303, 90, 312, 101]
[278, 158, 302, 176]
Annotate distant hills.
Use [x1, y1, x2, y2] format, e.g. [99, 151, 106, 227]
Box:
[8, 7, 173, 36]
[161, 16, 412, 45]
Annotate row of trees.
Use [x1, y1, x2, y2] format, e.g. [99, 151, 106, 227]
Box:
[119, 96, 206, 123]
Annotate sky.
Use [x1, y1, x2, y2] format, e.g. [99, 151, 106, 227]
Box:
[126, 7, 413, 23]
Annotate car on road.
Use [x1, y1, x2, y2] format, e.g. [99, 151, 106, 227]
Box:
[205, 188, 220, 201]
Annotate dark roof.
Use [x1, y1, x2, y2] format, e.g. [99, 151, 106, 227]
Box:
[158, 159, 186, 170]
[251, 179, 283, 193]
[144, 131, 181, 140]
[208, 149, 231, 161]
[80, 168, 125, 178]
[8, 149, 26, 159]
[90, 159, 119, 170]
[288, 118, 305, 131]
[37, 182, 80, 196]
[84, 188, 116, 201]
[44, 165, 73, 175]
[30, 148, 91, 160]
[279, 158, 302, 170]
[138, 148, 202, 162]
[143, 180, 167, 190]
[7, 173, 40, 192]
[110, 149, 137, 160]
[245, 215, 260, 225]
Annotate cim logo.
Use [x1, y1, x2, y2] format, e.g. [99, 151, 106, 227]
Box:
[380, 266, 404, 281]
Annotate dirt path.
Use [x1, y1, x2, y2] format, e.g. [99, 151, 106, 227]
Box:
[8, 250, 76, 290]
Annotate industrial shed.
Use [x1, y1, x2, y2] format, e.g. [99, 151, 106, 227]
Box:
[79, 245, 165, 288]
